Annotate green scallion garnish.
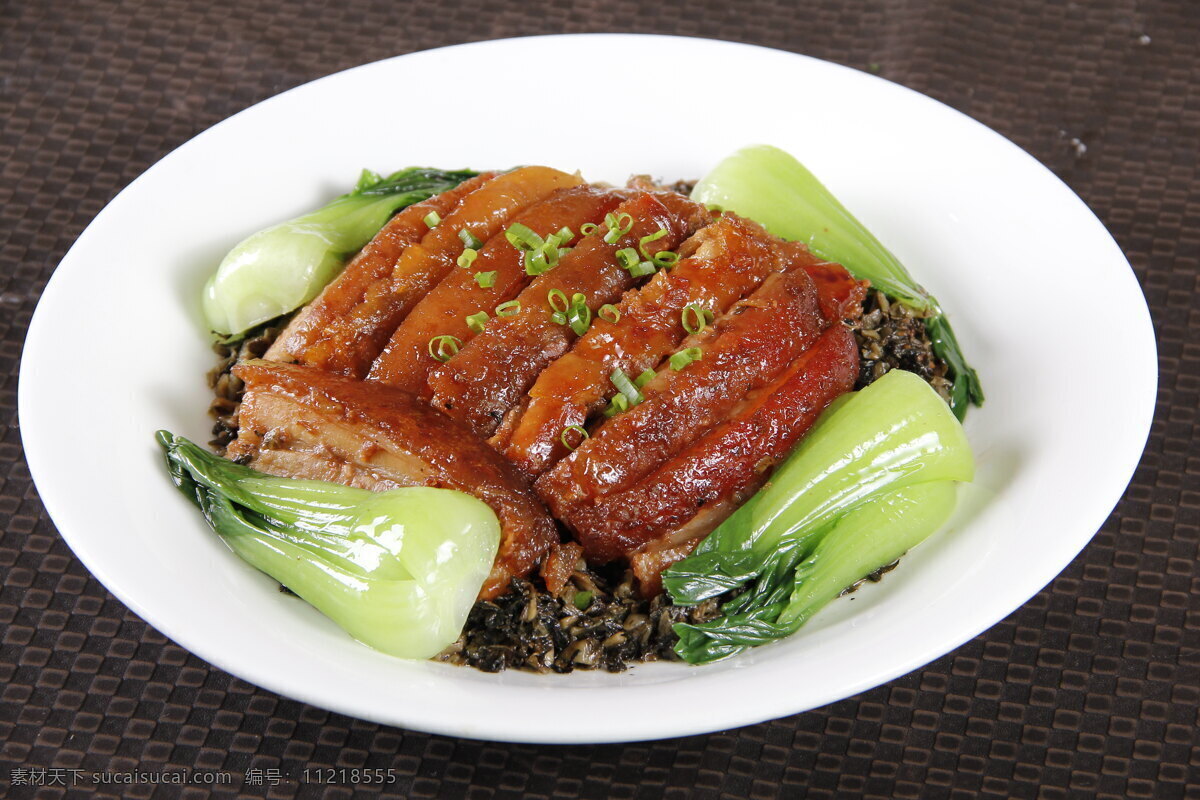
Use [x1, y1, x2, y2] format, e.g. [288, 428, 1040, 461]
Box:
[598, 304, 620, 323]
[603, 393, 630, 417]
[566, 293, 591, 335]
[637, 228, 668, 259]
[615, 248, 640, 270]
[610, 367, 644, 407]
[573, 590, 594, 610]
[424, 211, 441, 228]
[495, 300, 521, 318]
[474, 271, 497, 288]
[580, 223, 599, 236]
[681, 303, 712, 335]
[427, 334, 461, 362]
[465, 311, 490, 334]
[626, 260, 657, 278]
[669, 347, 703, 370]
[602, 212, 634, 244]
[561, 424, 589, 450]
[505, 223, 542, 251]
[458, 228, 483, 249]
[634, 368, 656, 389]
[653, 250, 680, 268]
[457, 248, 478, 269]
[547, 289, 570, 314]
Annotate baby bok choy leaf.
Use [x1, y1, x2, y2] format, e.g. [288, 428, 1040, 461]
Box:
[158, 431, 499, 659]
[691, 145, 983, 419]
[663, 370, 973, 664]
[203, 167, 478, 338]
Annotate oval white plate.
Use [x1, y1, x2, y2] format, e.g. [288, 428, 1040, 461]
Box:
[19, 35, 1155, 743]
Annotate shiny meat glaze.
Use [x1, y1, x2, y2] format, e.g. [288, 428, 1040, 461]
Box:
[366, 185, 626, 396]
[263, 172, 498, 375]
[265, 167, 580, 378]
[499, 213, 788, 478]
[220, 176, 869, 603]
[225, 360, 558, 600]
[556, 324, 859, 565]
[535, 265, 824, 527]
[428, 191, 711, 439]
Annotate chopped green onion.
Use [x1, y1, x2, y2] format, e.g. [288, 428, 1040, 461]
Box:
[547, 289, 570, 314]
[580, 223, 599, 236]
[551, 311, 567, 325]
[615, 248, 639, 270]
[495, 300, 521, 318]
[428, 334, 461, 362]
[669, 347, 703, 370]
[603, 394, 630, 417]
[609, 368, 644, 407]
[567, 293, 591, 335]
[626, 260, 657, 278]
[505, 223, 543, 251]
[424, 211, 441, 228]
[634, 368, 656, 389]
[458, 228, 483, 249]
[598, 304, 620, 323]
[653, 250, 680, 268]
[457, 248, 478, 269]
[474, 271, 497, 288]
[637, 228, 668, 259]
[573, 590, 594, 610]
[560, 425, 589, 450]
[465, 311, 490, 334]
[681, 303, 712, 335]
[525, 241, 561, 275]
[602, 212, 634, 244]
[556, 226, 574, 243]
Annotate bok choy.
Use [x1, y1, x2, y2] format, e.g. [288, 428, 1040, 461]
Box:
[691, 145, 983, 419]
[663, 370, 973, 664]
[202, 167, 477, 338]
[158, 432, 500, 658]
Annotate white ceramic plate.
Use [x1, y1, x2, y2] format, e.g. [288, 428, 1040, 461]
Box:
[20, 35, 1155, 743]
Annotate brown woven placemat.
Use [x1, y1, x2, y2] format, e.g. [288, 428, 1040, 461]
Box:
[3, 1, 1197, 797]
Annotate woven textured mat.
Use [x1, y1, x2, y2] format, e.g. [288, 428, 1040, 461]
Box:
[3, 0, 1198, 797]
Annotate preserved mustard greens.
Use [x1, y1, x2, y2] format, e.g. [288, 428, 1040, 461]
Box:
[663, 370, 974, 664]
[691, 145, 983, 419]
[202, 167, 477, 338]
[158, 432, 500, 659]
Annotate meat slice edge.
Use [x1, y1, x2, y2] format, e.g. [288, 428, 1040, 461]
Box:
[267, 166, 581, 377]
[264, 171, 498, 374]
[500, 212, 784, 478]
[367, 185, 627, 396]
[563, 323, 860, 567]
[226, 360, 558, 600]
[429, 191, 711, 438]
[536, 264, 823, 513]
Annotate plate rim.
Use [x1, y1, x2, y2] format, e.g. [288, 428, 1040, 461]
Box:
[18, 33, 1158, 743]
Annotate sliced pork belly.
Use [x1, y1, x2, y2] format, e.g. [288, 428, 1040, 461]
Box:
[427, 191, 711, 438]
[559, 324, 859, 566]
[225, 360, 558, 600]
[367, 185, 627, 396]
[800, 254, 869, 323]
[500, 213, 788, 477]
[535, 265, 823, 518]
[264, 172, 497, 374]
[266, 167, 581, 377]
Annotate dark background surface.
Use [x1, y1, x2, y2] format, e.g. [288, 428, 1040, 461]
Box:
[2, 0, 1198, 797]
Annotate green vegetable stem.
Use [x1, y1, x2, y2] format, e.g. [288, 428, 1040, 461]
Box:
[663, 370, 974, 664]
[691, 144, 984, 419]
[202, 167, 478, 338]
[158, 432, 500, 659]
